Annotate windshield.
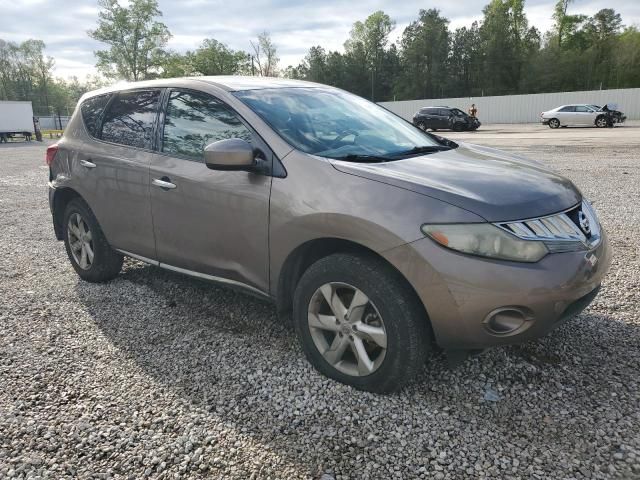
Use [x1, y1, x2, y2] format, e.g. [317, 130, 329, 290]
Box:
[234, 87, 444, 160]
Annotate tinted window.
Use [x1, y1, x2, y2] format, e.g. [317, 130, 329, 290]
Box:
[162, 90, 252, 161]
[559, 106, 575, 112]
[101, 90, 161, 149]
[438, 109, 451, 116]
[81, 94, 111, 138]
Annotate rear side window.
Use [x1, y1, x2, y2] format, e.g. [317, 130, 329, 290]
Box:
[162, 90, 252, 162]
[559, 106, 575, 112]
[80, 94, 111, 138]
[101, 90, 161, 149]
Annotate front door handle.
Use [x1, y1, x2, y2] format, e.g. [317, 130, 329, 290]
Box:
[152, 177, 177, 190]
[79, 159, 96, 169]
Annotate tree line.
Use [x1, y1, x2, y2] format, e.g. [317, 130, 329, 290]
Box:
[1, 0, 639, 114]
[287, 1, 640, 101]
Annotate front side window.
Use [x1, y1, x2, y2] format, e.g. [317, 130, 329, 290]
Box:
[101, 90, 161, 149]
[81, 93, 111, 138]
[162, 90, 252, 162]
[234, 87, 442, 160]
[575, 105, 592, 112]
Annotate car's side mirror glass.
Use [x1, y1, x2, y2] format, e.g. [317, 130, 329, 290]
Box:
[204, 138, 255, 171]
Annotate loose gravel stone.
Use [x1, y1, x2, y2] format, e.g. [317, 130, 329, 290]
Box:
[0, 125, 639, 479]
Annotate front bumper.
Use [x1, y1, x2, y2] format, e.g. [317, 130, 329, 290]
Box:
[382, 230, 612, 349]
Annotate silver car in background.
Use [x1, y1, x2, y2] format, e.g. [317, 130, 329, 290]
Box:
[540, 103, 622, 128]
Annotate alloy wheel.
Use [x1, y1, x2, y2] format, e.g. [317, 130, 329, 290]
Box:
[549, 118, 560, 129]
[307, 282, 387, 377]
[67, 213, 94, 270]
[596, 117, 608, 128]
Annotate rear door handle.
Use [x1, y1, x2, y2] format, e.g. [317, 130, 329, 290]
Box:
[152, 177, 177, 190]
[79, 159, 96, 169]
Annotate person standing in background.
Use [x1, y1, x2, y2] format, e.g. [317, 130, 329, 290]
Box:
[469, 103, 478, 117]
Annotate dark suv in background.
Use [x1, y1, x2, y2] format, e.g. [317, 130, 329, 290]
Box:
[413, 106, 480, 132]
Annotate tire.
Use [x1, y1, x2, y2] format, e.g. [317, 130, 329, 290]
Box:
[63, 198, 123, 282]
[293, 253, 431, 393]
[548, 118, 560, 129]
[431, 128, 437, 132]
[452, 122, 464, 132]
[595, 115, 609, 128]
[416, 121, 427, 131]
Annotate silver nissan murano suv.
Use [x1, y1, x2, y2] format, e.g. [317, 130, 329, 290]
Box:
[47, 77, 611, 392]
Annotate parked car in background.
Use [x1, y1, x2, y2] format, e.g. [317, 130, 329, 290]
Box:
[413, 106, 481, 132]
[47, 77, 610, 393]
[540, 103, 626, 129]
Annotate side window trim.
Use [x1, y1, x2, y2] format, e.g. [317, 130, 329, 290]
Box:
[97, 87, 165, 152]
[157, 87, 285, 177]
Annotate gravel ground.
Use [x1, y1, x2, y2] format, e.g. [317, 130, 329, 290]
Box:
[1, 124, 639, 479]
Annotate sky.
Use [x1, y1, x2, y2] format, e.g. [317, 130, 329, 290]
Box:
[1, 0, 639, 79]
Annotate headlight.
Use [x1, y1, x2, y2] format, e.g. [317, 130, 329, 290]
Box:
[421, 223, 548, 262]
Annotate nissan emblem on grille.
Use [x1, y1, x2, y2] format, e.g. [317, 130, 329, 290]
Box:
[578, 210, 591, 235]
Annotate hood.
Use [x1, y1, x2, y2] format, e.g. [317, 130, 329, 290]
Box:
[331, 142, 581, 222]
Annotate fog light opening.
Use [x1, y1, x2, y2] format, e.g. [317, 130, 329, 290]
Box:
[483, 308, 531, 335]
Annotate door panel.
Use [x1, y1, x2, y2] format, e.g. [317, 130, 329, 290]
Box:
[573, 106, 596, 125]
[556, 106, 575, 125]
[150, 89, 271, 292]
[80, 89, 161, 259]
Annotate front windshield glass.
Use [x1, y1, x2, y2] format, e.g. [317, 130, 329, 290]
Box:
[234, 87, 442, 159]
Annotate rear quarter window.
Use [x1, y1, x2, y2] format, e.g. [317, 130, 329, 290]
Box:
[80, 94, 111, 138]
[100, 90, 161, 149]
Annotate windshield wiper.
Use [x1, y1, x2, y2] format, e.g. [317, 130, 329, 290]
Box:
[333, 154, 389, 163]
[389, 145, 452, 157]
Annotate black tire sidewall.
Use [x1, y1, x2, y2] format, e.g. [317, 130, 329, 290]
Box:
[549, 118, 560, 129]
[293, 254, 429, 393]
[62, 198, 122, 282]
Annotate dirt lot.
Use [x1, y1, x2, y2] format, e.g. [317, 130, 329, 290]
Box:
[1, 123, 639, 479]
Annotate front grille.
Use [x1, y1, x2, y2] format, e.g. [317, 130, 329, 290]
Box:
[495, 200, 601, 253]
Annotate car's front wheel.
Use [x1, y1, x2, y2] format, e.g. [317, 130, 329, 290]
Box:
[293, 253, 430, 393]
[595, 115, 609, 128]
[548, 118, 560, 129]
[63, 198, 123, 282]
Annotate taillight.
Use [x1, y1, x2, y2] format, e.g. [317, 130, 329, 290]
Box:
[45, 144, 59, 166]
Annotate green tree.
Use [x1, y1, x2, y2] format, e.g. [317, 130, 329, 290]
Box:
[396, 9, 450, 100]
[345, 11, 395, 101]
[191, 39, 248, 75]
[552, 0, 586, 48]
[89, 0, 171, 81]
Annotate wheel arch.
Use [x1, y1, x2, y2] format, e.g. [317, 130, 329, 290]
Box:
[275, 237, 433, 339]
[51, 187, 84, 240]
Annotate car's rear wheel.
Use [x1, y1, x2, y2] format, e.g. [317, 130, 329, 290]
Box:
[548, 118, 560, 129]
[63, 198, 123, 282]
[416, 121, 427, 131]
[293, 253, 430, 393]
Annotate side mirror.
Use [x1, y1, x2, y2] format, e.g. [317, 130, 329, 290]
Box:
[204, 138, 255, 171]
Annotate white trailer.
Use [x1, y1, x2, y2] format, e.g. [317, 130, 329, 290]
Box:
[0, 101, 35, 141]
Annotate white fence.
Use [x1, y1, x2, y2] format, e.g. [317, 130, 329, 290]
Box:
[379, 88, 640, 124]
[37, 116, 71, 130]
